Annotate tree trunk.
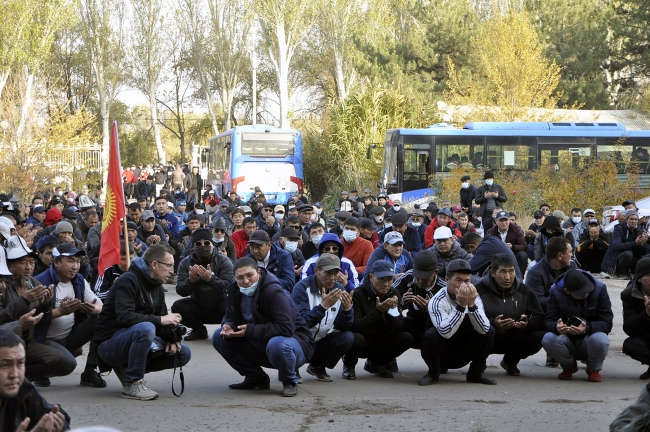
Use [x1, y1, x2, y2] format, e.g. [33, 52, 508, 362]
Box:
[149, 88, 166, 163]
[222, 88, 235, 131]
[273, 22, 291, 129]
[14, 70, 34, 150]
[334, 46, 347, 101]
[0, 71, 9, 102]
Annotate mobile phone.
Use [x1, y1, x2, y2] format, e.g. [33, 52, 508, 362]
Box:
[514, 315, 528, 323]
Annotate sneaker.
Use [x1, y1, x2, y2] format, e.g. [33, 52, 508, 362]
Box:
[640, 366, 650, 380]
[599, 272, 611, 279]
[466, 375, 497, 385]
[587, 370, 602, 382]
[558, 362, 579, 380]
[387, 358, 399, 373]
[281, 382, 298, 397]
[500, 359, 521, 376]
[228, 374, 270, 390]
[418, 373, 439, 386]
[342, 365, 356, 380]
[296, 370, 303, 384]
[364, 360, 393, 378]
[184, 328, 208, 341]
[307, 364, 332, 382]
[113, 366, 127, 387]
[545, 356, 558, 367]
[32, 378, 51, 387]
[80, 370, 107, 388]
[121, 379, 159, 400]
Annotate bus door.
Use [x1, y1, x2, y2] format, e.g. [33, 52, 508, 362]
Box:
[401, 140, 432, 193]
[537, 137, 595, 171]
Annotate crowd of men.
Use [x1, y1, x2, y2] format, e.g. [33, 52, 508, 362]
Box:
[1, 168, 650, 429]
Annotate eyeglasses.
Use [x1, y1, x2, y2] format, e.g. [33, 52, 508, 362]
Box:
[154, 261, 174, 269]
[194, 241, 212, 246]
[263, 209, 273, 212]
[287, 225, 300, 230]
[322, 246, 339, 252]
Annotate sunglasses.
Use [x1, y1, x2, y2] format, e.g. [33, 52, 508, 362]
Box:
[322, 246, 339, 252]
[213, 229, 225, 234]
[194, 241, 212, 246]
[263, 208, 273, 212]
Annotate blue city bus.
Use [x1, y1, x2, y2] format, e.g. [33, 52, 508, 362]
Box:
[381, 121, 650, 203]
[206, 124, 303, 204]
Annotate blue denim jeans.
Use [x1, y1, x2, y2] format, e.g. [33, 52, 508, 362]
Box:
[212, 329, 306, 385]
[542, 332, 609, 371]
[97, 322, 191, 385]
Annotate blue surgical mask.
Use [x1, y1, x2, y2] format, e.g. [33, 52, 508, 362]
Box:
[275, 213, 284, 220]
[486, 180, 493, 186]
[572, 217, 581, 224]
[411, 222, 421, 228]
[284, 241, 298, 253]
[311, 234, 323, 246]
[394, 205, 401, 211]
[342, 230, 358, 242]
[462, 182, 469, 189]
[239, 281, 259, 296]
[384, 222, 392, 229]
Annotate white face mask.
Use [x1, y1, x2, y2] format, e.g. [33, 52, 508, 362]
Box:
[384, 222, 392, 229]
[284, 241, 298, 253]
[462, 182, 469, 189]
[239, 281, 259, 296]
[374, 216, 384, 223]
[310, 213, 318, 221]
[572, 217, 581, 224]
[394, 205, 401, 211]
[342, 229, 358, 242]
[486, 179, 494, 186]
[411, 222, 421, 228]
[275, 213, 284, 220]
[311, 234, 323, 246]
[196, 209, 205, 214]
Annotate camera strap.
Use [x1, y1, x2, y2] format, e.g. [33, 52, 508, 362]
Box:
[172, 349, 184, 397]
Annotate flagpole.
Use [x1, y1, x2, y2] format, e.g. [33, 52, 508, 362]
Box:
[123, 217, 130, 265]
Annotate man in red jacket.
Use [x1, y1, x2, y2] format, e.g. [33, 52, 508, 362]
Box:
[424, 208, 462, 249]
[341, 217, 374, 274]
[487, 210, 529, 276]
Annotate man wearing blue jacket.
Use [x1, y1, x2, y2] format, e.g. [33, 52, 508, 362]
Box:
[246, 230, 295, 292]
[542, 269, 613, 382]
[292, 254, 354, 382]
[365, 232, 414, 279]
[301, 232, 359, 292]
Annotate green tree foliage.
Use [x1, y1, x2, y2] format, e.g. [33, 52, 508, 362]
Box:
[525, 0, 612, 109]
[611, 0, 650, 91]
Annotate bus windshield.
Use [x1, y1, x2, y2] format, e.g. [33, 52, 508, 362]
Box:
[241, 133, 295, 156]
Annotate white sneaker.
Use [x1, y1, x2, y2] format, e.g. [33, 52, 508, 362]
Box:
[121, 379, 159, 400]
[599, 272, 611, 279]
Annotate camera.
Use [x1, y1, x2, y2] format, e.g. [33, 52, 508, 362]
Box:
[160, 324, 187, 344]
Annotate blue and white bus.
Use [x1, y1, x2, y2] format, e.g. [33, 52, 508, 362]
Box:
[206, 125, 303, 204]
[381, 121, 650, 202]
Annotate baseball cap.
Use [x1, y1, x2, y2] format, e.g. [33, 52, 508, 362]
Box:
[626, 209, 639, 219]
[274, 205, 285, 213]
[32, 205, 46, 214]
[433, 226, 453, 240]
[452, 205, 462, 212]
[248, 230, 271, 244]
[369, 260, 395, 278]
[316, 253, 341, 272]
[533, 210, 545, 218]
[239, 205, 252, 214]
[298, 204, 313, 213]
[335, 211, 351, 220]
[52, 243, 86, 258]
[391, 213, 407, 225]
[583, 208, 595, 216]
[279, 227, 300, 240]
[314, 202, 323, 208]
[384, 231, 404, 245]
[413, 251, 438, 279]
[588, 218, 599, 225]
[61, 208, 78, 219]
[176, 200, 186, 206]
[327, 218, 337, 227]
[461, 175, 471, 182]
[622, 199, 636, 207]
[552, 210, 568, 221]
[142, 210, 155, 220]
[35, 235, 60, 251]
[167, 201, 174, 208]
[495, 210, 509, 220]
[341, 190, 349, 195]
[560, 269, 595, 297]
[393, 200, 402, 206]
[220, 200, 230, 207]
[446, 259, 472, 274]
[438, 208, 452, 217]
[364, 189, 372, 193]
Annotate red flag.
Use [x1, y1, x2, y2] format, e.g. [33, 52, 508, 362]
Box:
[98, 121, 126, 276]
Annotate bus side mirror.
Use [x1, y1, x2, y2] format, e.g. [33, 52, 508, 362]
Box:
[366, 147, 372, 159]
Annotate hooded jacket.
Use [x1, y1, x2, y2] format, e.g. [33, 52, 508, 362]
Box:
[621, 277, 650, 339]
[176, 247, 234, 312]
[544, 270, 613, 338]
[601, 222, 647, 274]
[222, 269, 315, 359]
[246, 243, 295, 292]
[93, 257, 169, 344]
[533, 216, 575, 262]
[292, 275, 353, 342]
[301, 233, 359, 291]
[475, 268, 544, 333]
[365, 245, 414, 279]
[2, 379, 71, 432]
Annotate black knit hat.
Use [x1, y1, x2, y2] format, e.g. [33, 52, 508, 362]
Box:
[191, 228, 213, 244]
[635, 257, 650, 280]
[484, 171, 494, 180]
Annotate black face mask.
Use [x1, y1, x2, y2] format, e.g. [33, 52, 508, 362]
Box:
[194, 245, 212, 262]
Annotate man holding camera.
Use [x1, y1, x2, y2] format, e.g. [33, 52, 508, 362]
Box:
[475, 254, 545, 376]
[542, 269, 613, 382]
[94, 244, 192, 400]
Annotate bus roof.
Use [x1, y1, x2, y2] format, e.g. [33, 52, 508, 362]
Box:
[209, 124, 301, 140]
[387, 122, 650, 138]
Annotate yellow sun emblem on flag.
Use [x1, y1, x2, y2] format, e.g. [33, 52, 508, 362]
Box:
[102, 186, 117, 233]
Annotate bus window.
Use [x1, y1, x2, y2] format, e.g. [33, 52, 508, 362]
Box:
[385, 144, 398, 185]
[434, 136, 484, 172]
[538, 136, 594, 170]
[486, 137, 531, 170]
[241, 133, 294, 156]
[403, 144, 430, 180]
[596, 137, 634, 174]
